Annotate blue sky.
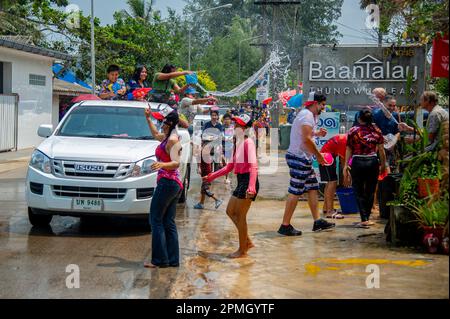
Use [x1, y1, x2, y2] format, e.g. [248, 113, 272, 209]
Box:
[69, 0, 376, 44]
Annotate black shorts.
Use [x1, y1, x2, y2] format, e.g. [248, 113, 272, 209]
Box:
[232, 173, 260, 201]
[319, 160, 338, 182]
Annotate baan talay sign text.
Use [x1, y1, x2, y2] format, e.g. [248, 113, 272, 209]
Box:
[302, 45, 426, 106]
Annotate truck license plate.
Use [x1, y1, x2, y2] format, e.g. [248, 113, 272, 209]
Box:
[73, 198, 103, 211]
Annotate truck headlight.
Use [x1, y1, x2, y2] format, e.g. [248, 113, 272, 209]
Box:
[30, 150, 52, 174]
[132, 156, 157, 177]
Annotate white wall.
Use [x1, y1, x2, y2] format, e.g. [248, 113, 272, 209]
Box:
[0, 47, 54, 150]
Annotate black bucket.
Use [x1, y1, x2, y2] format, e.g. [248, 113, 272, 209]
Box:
[378, 173, 402, 219]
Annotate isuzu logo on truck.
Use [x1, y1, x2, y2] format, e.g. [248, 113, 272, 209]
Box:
[74, 164, 104, 172]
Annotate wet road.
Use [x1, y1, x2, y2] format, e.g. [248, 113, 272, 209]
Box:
[0, 162, 448, 299]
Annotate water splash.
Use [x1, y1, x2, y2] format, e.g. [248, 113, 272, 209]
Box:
[197, 45, 291, 99]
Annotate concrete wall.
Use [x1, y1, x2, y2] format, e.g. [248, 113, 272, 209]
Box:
[0, 47, 54, 150]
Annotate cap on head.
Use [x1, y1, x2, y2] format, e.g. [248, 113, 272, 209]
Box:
[233, 114, 252, 127]
[304, 91, 326, 107]
[151, 104, 174, 120]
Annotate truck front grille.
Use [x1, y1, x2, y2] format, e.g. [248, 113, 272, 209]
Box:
[52, 185, 127, 199]
[53, 160, 133, 180]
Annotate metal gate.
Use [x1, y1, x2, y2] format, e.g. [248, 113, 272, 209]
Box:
[0, 94, 18, 152]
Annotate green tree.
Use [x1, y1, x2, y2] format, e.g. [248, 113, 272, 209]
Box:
[119, 0, 159, 23]
[183, 0, 343, 93]
[359, 0, 449, 45]
[196, 17, 262, 92]
[0, 0, 71, 45]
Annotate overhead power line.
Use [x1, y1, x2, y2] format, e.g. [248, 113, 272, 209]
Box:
[335, 21, 374, 37]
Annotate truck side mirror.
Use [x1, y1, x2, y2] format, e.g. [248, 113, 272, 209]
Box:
[37, 124, 53, 138]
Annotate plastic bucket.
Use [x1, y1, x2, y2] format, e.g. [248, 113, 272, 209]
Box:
[378, 173, 402, 219]
[336, 187, 359, 214]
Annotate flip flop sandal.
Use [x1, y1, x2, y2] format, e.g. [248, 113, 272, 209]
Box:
[327, 212, 345, 219]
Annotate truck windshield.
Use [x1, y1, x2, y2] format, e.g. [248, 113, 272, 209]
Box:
[57, 106, 154, 140]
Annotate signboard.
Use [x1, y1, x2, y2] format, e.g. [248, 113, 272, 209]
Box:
[303, 45, 425, 106]
[315, 112, 341, 149]
[431, 34, 449, 78]
[255, 72, 269, 102]
[312, 112, 341, 180]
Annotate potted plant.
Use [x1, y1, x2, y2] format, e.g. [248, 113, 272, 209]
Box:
[417, 158, 441, 198]
[385, 166, 424, 246]
[399, 148, 441, 199]
[412, 193, 449, 253]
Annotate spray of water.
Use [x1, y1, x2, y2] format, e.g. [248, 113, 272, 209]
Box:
[196, 45, 291, 100]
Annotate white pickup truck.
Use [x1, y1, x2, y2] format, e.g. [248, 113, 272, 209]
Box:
[25, 100, 192, 227]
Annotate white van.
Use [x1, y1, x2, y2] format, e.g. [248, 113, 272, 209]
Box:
[25, 100, 192, 226]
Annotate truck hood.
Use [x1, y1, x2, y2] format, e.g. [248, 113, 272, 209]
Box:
[37, 136, 158, 163]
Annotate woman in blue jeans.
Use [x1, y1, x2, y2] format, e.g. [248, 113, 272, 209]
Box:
[144, 107, 183, 268]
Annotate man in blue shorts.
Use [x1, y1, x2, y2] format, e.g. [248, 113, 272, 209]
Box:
[278, 92, 336, 236]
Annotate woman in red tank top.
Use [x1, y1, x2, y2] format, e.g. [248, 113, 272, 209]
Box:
[144, 108, 183, 268]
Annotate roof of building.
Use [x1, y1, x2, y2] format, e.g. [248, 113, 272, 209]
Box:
[53, 78, 92, 96]
[0, 37, 73, 60]
[53, 63, 92, 90]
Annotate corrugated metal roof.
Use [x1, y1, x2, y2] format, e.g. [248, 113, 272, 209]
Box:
[0, 35, 33, 45]
[0, 37, 73, 60]
[53, 78, 92, 95]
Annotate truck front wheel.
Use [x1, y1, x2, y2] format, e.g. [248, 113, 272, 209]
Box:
[28, 208, 53, 227]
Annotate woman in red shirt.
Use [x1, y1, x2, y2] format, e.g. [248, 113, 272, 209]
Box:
[344, 110, 386, 228]
[203, 114, 259, 258]
[320, 134, 348, 219]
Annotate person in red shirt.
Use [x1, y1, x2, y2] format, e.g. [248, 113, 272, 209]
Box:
[319, 134, 347, 219]
[344, 110, 387, 228]
[203, 114, 259, 258]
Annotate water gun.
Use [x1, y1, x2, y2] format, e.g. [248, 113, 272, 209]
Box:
[132, 88, 152, 100]
[108, 82, 122, 94]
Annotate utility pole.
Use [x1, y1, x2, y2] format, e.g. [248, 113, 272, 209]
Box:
[271, 5, 279, 129]
[90, 0, 95, 94]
